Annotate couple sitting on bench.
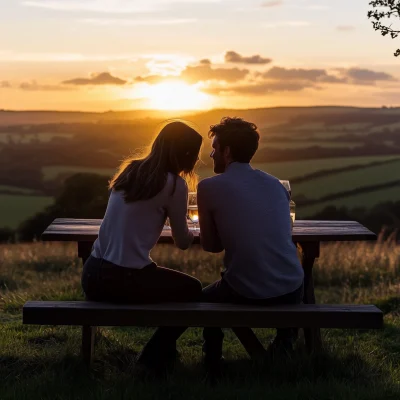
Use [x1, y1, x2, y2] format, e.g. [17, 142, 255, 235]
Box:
[81, 117, 304, 372]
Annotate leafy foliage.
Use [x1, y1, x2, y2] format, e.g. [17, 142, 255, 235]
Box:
[368, 0, 400, 56]
[17, 173, 109, 241]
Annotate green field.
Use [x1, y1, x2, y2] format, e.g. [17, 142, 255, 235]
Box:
[293, 159, 400, 199]
[265, 141, 364, 149]
[41, 157, 400, 184]
[198, 156, 400, 181]
[0, 155, 399, 230]
[0, 185, 36, 194]
[0, 132, 74, 144]
[299, 185, 400, 217]
[0, 194, 54, 229]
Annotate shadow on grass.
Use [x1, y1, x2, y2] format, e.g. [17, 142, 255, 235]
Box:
[1, 324, 399, 399]
[375, 296, 400, 315]
[1, 344, 399, 400]
[191, 348, 382, 386]
[27, 332, 69, 346]
[0, 354, 86, 385]
[376, 322, 400, 355]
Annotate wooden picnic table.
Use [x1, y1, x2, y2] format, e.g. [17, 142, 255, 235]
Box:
[41, 218, 377, 352]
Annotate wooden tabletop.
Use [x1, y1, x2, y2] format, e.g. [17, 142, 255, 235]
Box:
[41, 218, 377, 243]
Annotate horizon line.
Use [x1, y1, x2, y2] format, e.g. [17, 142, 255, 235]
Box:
[0, 105, 396, 114]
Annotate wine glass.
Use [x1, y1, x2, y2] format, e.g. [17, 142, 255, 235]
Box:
[187, 192, 199, 230]
[280, 180, 292, 197]
[280, 180, 295, 229]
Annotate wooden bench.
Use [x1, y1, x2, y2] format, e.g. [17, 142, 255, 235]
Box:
[23, 301, 384, 366]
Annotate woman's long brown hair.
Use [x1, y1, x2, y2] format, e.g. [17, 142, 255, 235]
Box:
[109, 120, 202, 202]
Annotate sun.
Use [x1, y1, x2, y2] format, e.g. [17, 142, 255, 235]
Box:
[145, 81, 210, 110]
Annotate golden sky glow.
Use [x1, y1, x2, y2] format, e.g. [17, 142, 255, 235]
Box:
[142, 82, 211, 110]
[1, 0, 400, 111]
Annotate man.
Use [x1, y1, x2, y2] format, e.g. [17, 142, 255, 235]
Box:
[197, 117, 304, 366]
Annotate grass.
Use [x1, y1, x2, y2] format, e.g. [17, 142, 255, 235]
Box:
[0, 238, 399, 399]
[0, 194, 54, 229]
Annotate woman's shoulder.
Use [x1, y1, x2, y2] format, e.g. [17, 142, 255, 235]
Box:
[166, 173, 187, 187]
[165, 173, 187, 196]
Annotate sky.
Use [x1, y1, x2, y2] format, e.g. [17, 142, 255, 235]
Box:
[1, 0, 400, 111]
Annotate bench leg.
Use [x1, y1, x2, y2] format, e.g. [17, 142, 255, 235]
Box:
[82, 326, 96, 367]
[299, 242, 322, 353]
[232, 327, 267, 360]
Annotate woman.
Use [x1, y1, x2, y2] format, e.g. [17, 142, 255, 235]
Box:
[81, 120, 203, 304]
[81, 121, 203, 370]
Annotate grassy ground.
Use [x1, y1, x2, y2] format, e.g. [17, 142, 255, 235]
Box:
[0, 239, 399, 399]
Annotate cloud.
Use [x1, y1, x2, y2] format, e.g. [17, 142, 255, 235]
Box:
[204, 80, 316, 95]
[261, 0, 283, 6]
[342, 68, 395, 83]
[259, 66, 344, 83]
[0, 51, 135, 62]
[1, 81, 12, 88]
[23, 0, 165, 13]
[135, 75, 177, 84]
[224, 51, 272, 65]
[62, 72, 127, 85]
[264, 21, 310, 28]
[181, 64, 249, 83]
[200, 59, 211, 65]
[336, 25, 355, 31]
[305, 5, 329, 10]
[22, 0, 222, 13]
[80, 18, 197, 26]
[136, 63, 249, 85]
[19, 80, 72, 91]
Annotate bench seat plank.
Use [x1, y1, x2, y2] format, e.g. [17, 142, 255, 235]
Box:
[23, 302, 383, 329]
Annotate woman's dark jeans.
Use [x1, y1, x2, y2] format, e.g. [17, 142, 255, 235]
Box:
[81, 255, 202, 303]
[81, 255, 203, 362]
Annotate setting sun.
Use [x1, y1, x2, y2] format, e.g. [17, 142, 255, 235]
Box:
[145, 81, 210, 110]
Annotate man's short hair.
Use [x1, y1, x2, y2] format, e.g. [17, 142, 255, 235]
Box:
[208, 117, 260, 163]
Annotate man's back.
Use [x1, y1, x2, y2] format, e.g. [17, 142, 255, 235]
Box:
[198, 162, 304, 299]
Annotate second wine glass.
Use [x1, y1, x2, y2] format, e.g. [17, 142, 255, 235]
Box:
[187, 192, 199, 230]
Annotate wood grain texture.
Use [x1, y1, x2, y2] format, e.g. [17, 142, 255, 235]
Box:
[23, 301, 383, 329]
[41, 218, 377, 243]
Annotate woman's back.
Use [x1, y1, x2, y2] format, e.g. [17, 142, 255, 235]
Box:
[92, 173, 193, 268]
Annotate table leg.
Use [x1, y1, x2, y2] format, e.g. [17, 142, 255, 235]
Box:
[298, 241, 322, 353]
[78, 241, 94, 266]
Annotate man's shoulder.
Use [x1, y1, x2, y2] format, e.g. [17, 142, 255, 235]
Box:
[198, 174, 225, 190]
[253, 168, 282, 184]
[197, 175, 227, 199]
